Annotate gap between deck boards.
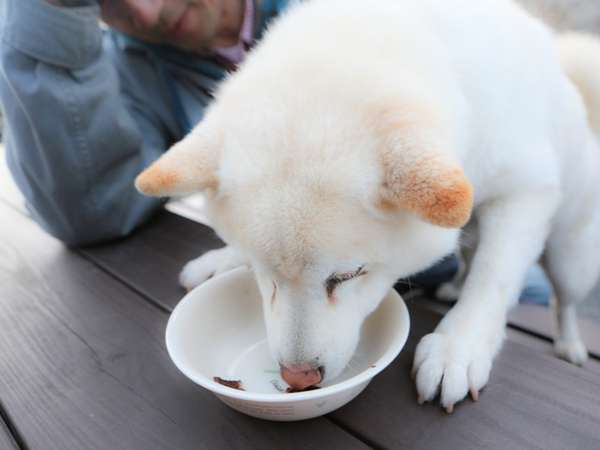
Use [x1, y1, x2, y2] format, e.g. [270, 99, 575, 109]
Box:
[0, 400, 25, 450]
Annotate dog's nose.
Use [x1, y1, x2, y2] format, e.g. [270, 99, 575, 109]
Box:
[280, 363, 324, 390]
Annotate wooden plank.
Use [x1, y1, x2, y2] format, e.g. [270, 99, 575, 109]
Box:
[0, 145, 26, 213]
[418, 297, 600, 361]
[0, 202, 370, 450]
[0, 412, 20, 450]
[328, 302, 600, 450]
[504, 327, 600, 377]
[81, 211, 223, 312]
[508, 303, 600, 359]
[419, 297, 600, 374]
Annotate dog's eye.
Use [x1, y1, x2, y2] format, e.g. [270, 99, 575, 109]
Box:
[325, 266, 367, 296]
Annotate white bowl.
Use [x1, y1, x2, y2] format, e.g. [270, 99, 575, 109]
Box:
[166, 267, 410, 421]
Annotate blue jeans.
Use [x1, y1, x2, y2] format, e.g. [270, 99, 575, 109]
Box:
[395, 255, 551, 306]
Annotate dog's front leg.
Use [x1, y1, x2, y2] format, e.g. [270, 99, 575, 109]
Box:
[413, 191, 558, 412]
[179, 246, 249, 291]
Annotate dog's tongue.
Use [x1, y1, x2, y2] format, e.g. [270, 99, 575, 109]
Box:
[280, 365, 322, 391]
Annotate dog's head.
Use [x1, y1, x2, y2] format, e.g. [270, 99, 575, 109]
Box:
[135, 79, 472, 385]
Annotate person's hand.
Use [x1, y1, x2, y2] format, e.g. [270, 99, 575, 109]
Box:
[100, 0, 163, 31]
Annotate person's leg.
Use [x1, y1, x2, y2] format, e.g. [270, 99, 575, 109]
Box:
[430, 222, 552, 306]
[519, 264, 552, 305]
[435, 220, 479, 302]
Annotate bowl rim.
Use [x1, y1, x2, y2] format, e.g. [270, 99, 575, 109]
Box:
[166, 267, 410, 403]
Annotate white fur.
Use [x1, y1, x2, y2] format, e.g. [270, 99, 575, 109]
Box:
[559, 33, 600, 135]
[164, 0, 600, 410]
[179, 246, 249, 291]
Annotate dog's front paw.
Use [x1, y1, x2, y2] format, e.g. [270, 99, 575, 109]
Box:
[412, 332, 499, 413]
[179, 247, 248, 291]
[435, 282, 461, 303]
[554, 338, 588, 366]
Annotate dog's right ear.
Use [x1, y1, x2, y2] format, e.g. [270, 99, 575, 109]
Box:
[135, 130, 220, 197]
[371, 98, 473, 228]
[377, 155, 473, 228]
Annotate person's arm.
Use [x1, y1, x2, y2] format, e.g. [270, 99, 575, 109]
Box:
[45, 0, 96, 6]
[0, 0, 168, 246]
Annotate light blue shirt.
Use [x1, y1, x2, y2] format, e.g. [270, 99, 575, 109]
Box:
[0, 0, 289, 245]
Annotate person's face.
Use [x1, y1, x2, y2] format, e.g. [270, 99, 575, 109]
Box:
[101, 0, 222, 53]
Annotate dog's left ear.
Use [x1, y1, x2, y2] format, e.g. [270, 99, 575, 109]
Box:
[135, 130, 220, 197]
[378, 155, 473, 228]
[373, 103, 473, 228]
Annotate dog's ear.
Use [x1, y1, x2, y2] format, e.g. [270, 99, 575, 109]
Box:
[378, 155, 473, 228]
[373, 102, 473, 228]
[135, 130, 220, 197]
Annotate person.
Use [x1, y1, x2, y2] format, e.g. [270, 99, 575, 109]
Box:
[0, 0, 551, 304]
[0, 0, 291, 246]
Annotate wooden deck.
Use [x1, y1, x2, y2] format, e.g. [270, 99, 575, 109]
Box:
[1, 191, 600, 449]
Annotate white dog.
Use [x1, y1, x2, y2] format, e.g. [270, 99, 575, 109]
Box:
[136, 0, 600, 411]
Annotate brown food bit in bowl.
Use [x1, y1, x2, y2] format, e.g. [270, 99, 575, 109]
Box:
[213, 377, 245, 391]
[286, 385, 321, 393]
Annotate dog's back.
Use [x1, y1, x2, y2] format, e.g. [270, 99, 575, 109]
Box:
[241, 0, 594, 203]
